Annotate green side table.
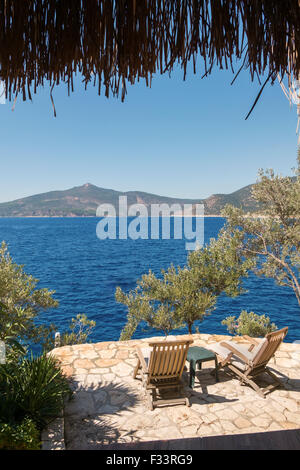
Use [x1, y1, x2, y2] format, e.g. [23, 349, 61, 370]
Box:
[187, 346, 219, 389]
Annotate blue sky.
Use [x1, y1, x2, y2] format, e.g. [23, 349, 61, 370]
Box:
[0, 62, 298, 203]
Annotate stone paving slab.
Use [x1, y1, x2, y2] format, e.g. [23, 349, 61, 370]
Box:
[46, 334, 300, 450]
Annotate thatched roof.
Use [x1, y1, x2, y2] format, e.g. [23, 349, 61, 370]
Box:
[0, 1, 300, 104]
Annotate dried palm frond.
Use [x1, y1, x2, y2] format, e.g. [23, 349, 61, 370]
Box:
[0, 1, 299, 104]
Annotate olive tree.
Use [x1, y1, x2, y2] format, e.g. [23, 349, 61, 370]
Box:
[0, 241, 58, 356]
[222, 155, 300, 306]
[116, 270, 186, 340]
[117, 230, 253, 339]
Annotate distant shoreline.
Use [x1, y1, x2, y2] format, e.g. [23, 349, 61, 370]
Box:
[0, 182, 260, 218]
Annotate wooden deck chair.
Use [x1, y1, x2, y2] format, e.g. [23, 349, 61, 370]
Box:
[208, 327, 288, 398]
[133, 339, 193, 410]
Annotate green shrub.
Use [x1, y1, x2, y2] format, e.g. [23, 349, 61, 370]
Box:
[222, 310, 278, 337]
[0, 242, 58, 360]
[0, 418, 40, 450]
[60, 314, 96, 346]
[0, 354, 72, 429]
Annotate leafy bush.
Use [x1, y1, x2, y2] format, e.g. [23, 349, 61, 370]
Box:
[41, 314, 97, 352]
[0, 354, 72, 429]
[60, 314, 96, 346]
[222, 310, 278, 337]
[0, 242, 96, 355]
[0, 418, 40, 450]
[0, 242, 58, 359]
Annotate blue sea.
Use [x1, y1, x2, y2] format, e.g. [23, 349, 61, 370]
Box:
[0, 217, 299, 344]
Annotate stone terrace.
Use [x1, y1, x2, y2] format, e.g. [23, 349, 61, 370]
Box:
[44, 334, 300, 450]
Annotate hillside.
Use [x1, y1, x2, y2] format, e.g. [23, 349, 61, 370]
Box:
[0, 182, 259, 217]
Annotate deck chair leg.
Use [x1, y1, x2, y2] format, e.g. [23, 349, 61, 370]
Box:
[228, 365, 266, 398]
[263, 368, 285, 394]
[247, 378, 266, 398]
[133, 359, 141, 379]
[265, 368, 284, 386]
[147, 390, 154, 411]
[244, 368, 284, 398]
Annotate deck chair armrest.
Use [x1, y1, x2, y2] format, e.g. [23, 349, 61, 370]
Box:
[135, 346, 149, 373]
[242, 335, 259, 345]
[220, 342, 250, 364]
[242, 335, 259, 352]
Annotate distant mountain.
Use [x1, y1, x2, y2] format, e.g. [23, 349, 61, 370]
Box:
[0, 182, 260, 217]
